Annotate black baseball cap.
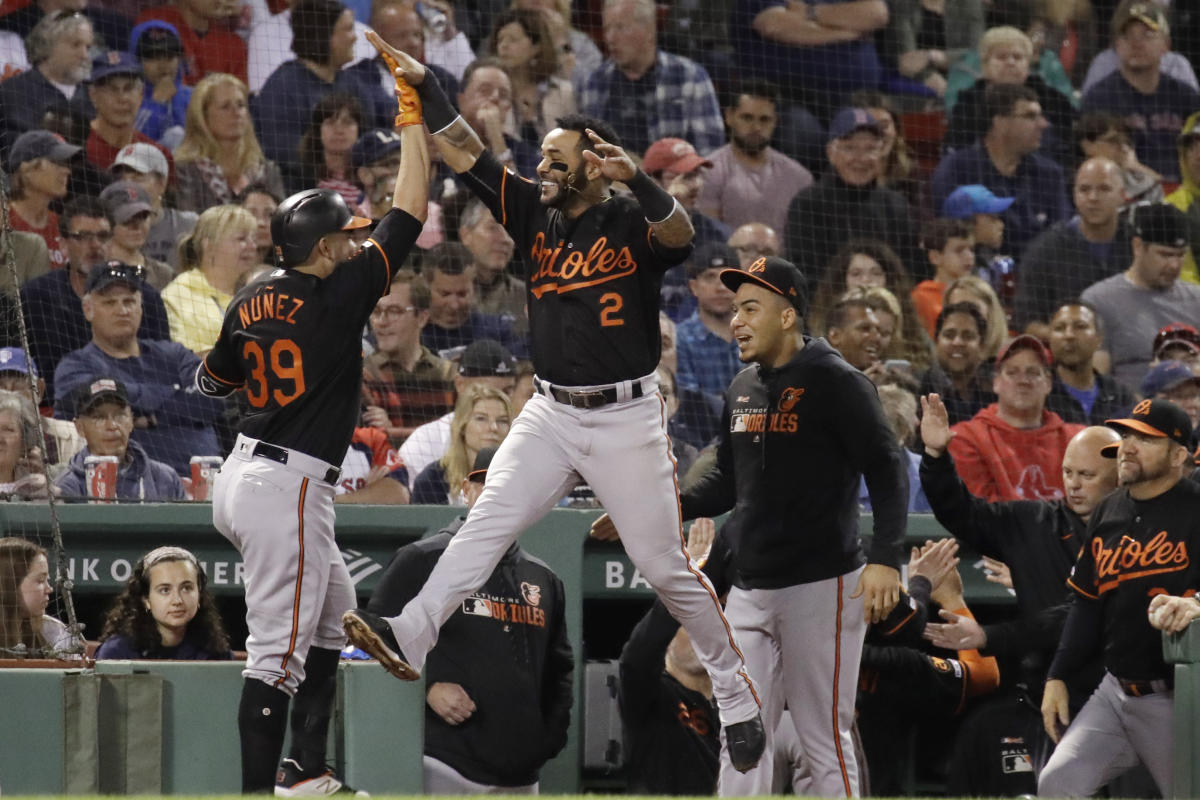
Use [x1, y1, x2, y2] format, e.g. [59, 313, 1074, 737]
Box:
[458, 339, 517, 377]
[352, 128, 403, 169]
[686, 242, 739, 279]
[1103, 399, 1193, 454]
[720, 256, 808, 316]
[1132, 203, 1188, 248]
[7, 130, 82, 172]
[85, 261, 146, 294]
[135, 25, 184, 60]
[467, 446, 496, 483]
[72, 377, 130, 417]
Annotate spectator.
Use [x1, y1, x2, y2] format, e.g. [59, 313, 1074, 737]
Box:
[1074, 112, 1164, 207]
[1082, 13, 1198, 95]
[362, 269, 457, 444]
[675, 244, 739, 402]
[0, 349, 84, 470]
[486, 8, 573, 145]
[397, 338, 517, 489]
[1152, 323, 1200, 370]
[412, 384, 511, 504]
[333, 427, 411, 504]
[848, 90, 919, 204]
[0, 228, 49, 294]
[343, 0, 458, 106]
[940, 183, 1013, 283]
[162, 204, 258, 353]
[578, 0, 724, 157]
[349, 128, 443, 247]
[656, 364, 699, 477]
[238, 183, 280, 267]
[826, 295, 884, 373]
[949, 334, 1085, 501]
[1046, 303, 1136, 426]
[944, 274, 1010, 361]
[516, 0, 603, 84]
[854, 285, 927, 380]
[0, 391, 51, 500]
[944, 26, 1076, 164]
[860, 383, 930, 512]
[6, 130, 80, 270]
[931, 83, 1071, 259]
[111, 143, 198, 271]
[1081, 203, 1200, 389]
[175, 73, 286, 213]
[365, 446, 573, 793]
[453, 57, 540, 178]
[696, 80, 812, 236]
[0, 537, 73, 656]
[786, 108, 920, 289]
[1080, 0, 1200, 182]
[1166, 112, 1200, 285]
[0, 0, 129, 53]
[643, 137, 730, 247]
[136, 0, 248, 86]
[660, 312, 720, 451]
[247, 0, 374, 93]
[84, 51, 174, 176]
[911, 218, 976, 337]
[99, 180, 174, 290]
[419, 242, 525, 358]
[1013, 157, 1134, 335]
[130, 22, 191, 149]
[1141, 361, 1200, 431]
[289, 91, 363, 201]
[458, 199, 522, 330]
[0, 12, 93, 149]
[917, 302, 996, 427]
[53, 262, 224, 474]
[20, 198, 171, 406]
[883, 0, 982, 99]
[0, 30, 25, 80]
[54, 377, 186, 500]
[95, 546, 232, 658]
[727, 222, 781, 268]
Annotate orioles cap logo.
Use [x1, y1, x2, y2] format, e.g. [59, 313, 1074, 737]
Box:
[1132, 399, 1152, 416]
[779, 387, 805, 412]
[521, 581, 542, 607]
[749, 257, 766, 273]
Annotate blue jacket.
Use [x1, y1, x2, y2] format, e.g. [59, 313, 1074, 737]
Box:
[94, 631, 232, 659]
[55, 440, 186, 502]
[130, 20, 192, 145]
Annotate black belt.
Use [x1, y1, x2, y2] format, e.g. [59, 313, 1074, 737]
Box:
[534, 377, 644, 409]
[253, 441, 341, 485]
[1117, 677, 1172, 697]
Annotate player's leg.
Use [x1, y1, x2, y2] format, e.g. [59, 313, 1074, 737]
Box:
[1119, 688, 1174, 796]
[578, 394, 760, 727]
[778, 569, 868, 798]
[384, 394, 580, 671]
[1036, 674, 1142, 797]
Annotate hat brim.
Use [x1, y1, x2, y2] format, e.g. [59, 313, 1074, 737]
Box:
[720, 267, 782, 298]
[467, 468, 487, 483]
[112, 202, 154, 224]
[979, 197, 1015, 214]
[664, 154, 712, 174]
[77, 390, 129, 416]
[831, 123, 883, 142]
[47, 142, 83, 163]
[1100, 442, 1120, 459]
[341, 215, 373, 231]
[1104, 418, 1168, 439]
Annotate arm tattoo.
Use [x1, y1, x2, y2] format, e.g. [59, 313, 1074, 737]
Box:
[650, 203, 695, 249]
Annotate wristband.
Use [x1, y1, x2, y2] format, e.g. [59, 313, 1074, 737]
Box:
[625, 170, 677, 224]
[413, 69, 460, 134]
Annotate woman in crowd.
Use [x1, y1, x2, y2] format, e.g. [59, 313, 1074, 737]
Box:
[163, 204, 259, 353]
[848, 284, 934, 376]
[1074, 112, 1163, 207]
[290, 92, 364, 203]
[95, 546, 232, 660]
[0, 392, 50, 501]
[174, 73, 285, 212]
[0, 537, 72, 657]
[944, 274, 1009, 360]
[849, 91, 919, 204]
[512, 0, 602, 85]
[487, 8, 574, 145]
[238, 183, 280, 267]
[917, 302, 996, 426]
[412, 385, 512, 505]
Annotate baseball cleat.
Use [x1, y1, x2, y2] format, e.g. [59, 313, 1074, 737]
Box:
[726, 712, 766, 773]
[275, 758, 368, 797]
[341, 609, 419, 681]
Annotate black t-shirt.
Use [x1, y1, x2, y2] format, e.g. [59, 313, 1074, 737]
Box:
[461, 151, 691, 385]
[199, 209, 421, 464]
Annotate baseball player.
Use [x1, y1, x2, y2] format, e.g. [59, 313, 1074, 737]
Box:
[1038, 399, 1200, 797]
[339, 40, 766, 771]
[195, 31, 429, 795]
[596, 257, 910, 798]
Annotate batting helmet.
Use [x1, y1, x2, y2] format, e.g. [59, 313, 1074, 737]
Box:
[270, 188, 372, 267]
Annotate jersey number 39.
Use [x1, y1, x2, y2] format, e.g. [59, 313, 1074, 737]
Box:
[242, 339, 306, 408]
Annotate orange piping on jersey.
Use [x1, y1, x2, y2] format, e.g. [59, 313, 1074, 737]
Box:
[500, 169, 509, 226]
[367, 236, 392, 297]
[833, 575, 851, 797]
[275, 478, 309, 688]
[880, 604, 917, 636]
[1066, 576, 1100, 600]
[201, 356, 243, 387]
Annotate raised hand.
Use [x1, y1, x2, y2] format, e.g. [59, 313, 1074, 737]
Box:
[919, 393, 954, 457]
[365, 29, 426, 85]
[581, 128, 636, 183]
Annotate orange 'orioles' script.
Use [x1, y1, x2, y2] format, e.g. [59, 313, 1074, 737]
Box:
[1092, 531, 1189, 594]
[528, 232, 638, 298]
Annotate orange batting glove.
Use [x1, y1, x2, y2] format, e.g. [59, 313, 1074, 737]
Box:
[393, 78, 422, 128]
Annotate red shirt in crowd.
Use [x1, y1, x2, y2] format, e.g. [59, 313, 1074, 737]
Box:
[134, 6, 248, 86]
[9, 207, 66, 270]
[86, 128, 174, 182]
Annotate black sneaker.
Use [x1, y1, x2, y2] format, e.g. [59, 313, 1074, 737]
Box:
[341, 609, 419, 681]
[726, 713, 766, 773]
[274, 758, 368, 797]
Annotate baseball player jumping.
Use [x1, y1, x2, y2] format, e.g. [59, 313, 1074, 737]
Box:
[341, 40, 765, 770]
[195, 31, 429, 795]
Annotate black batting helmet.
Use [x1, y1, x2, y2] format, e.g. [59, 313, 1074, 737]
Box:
[270, 188, 371, 267]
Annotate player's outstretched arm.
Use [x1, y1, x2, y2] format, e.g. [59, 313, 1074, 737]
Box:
[392, 124, 429, 222]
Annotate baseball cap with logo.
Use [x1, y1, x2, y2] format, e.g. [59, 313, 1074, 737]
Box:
[827, 107, 883, 141]
[720, 256, 808, 315]
[0, 347, 38, 378]
[1153, 322, 1200, 358]
[1133, 203, 1188, 247]
[458, 339, 517, 377]
[72, 377, 130, 418]
[84, 261, 146, 294]
[1103, 398, 1193, 453]
[941, 184, 1015, 219]
[100, 180, 154, 225]
[642, 138, 712, 175]
[352, 129, 404, 169]
[467, 446, 496, 483]
[113, 142, 170, 178]
[996, 333, 1053, 367]
[135, 24, 184, 60]
[1141, 360, 1200, 398]
[686, 242, 739, 279]
[1112, 0, 1168, 37]
[90, 50, 142, 84]
[6, 130, 82, 173]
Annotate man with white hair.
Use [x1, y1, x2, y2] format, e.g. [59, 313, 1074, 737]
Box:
[0, 11, 94, 148]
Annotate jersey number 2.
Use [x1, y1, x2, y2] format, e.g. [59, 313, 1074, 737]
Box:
[599, 292, 624, 327]
[243, 340, 306, 408]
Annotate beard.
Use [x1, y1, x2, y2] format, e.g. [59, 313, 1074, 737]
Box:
[732, 132, 768, 156]
[1119, 454, 1173, 487]
[541, 168, 594, 208]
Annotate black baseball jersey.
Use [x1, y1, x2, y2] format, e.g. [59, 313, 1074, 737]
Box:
[461, 151, 691, 385]
[1053, 479, 1200, 681]
[196, 209, 422, 465]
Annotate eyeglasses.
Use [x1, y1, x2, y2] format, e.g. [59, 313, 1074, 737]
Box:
[370, 305, 417, 320]
[64, 230, 112, 242]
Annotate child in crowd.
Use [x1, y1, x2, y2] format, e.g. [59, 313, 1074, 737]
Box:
[912, 218, 977, 337]
[0, 537, 76, 657]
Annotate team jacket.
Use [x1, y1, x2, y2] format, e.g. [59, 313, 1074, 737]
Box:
[366, 520, 573, 786]
[680, 337, 908, 587]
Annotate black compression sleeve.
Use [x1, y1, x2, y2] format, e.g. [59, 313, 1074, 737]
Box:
[625, 170, 678, 223]
[413, 70, 459, 134]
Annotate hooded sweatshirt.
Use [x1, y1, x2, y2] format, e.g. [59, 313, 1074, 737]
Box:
[948, 404, 1084, 502]
[1165, 108, 1200, 285]
[54, 440, 186, 502]
[129, 20, 193, 146]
